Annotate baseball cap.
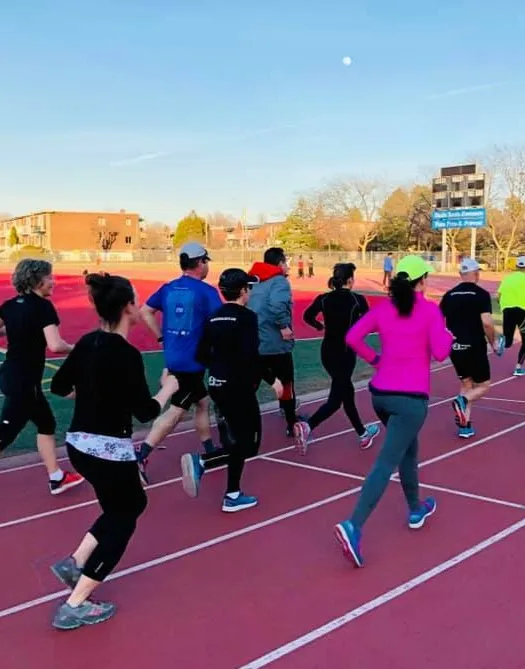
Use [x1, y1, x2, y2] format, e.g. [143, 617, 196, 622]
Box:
[459, 257, 481, 273]
[218, 268, 258, 293]
[395, 255, 433, 281]
[516, 256, 525, 268]
[179, 241, 211, 261]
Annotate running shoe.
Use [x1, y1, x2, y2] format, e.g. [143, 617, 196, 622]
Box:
[49, 471, 84, 496]
[293, 420, 312, 456]
[222, 492, 258, 513]
[452, 395, 469, 427]
[51, 557, 82, 589]
[458, 425, 475, 439]
[408, 497, 437, 529]
[180, 453, 204, 498]
[334, 520, 363, 567]
[135, 443, 153, 486]
[52, 600, 116, 631]
[514, 366, 525, 377]
[359, 424, 380, 450]
[495, 334, 505, 357]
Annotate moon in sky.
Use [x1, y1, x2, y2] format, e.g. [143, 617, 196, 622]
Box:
[342, 56, 352, 66]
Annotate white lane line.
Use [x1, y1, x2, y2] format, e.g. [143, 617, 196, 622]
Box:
[0, 361, 455, 476]
[236, 516, 525, 668]
[0, 485, 364, 619]
[262, 457, 525, 511]
[0, 375, 515, 530]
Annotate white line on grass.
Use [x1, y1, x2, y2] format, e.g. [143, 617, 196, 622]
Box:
[236, 516, 525, 668]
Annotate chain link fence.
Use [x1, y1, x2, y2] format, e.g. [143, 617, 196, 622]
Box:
[0, 247, 516, 272]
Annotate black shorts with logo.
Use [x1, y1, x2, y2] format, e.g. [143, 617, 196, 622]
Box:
[450, 343, 490, 384]
[169, 371, 208, 410]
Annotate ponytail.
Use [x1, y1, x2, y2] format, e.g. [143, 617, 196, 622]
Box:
[85, 272, 135, 327]
[389, 271, 427, 316]
[328, 262, 356, 290]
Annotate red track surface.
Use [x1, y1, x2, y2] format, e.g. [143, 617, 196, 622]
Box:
[0, 274, 386, 349]
[2, 347, 525, 667]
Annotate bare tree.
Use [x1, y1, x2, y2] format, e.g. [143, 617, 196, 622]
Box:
[478, 145, 525, 268]
[140, 222, 172, 249]
[322, 179, 385, 261]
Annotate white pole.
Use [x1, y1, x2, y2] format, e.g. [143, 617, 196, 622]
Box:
[470, 227, 477, 259]
[441, 228, 447, 273]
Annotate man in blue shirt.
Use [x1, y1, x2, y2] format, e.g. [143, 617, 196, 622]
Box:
[383, 253, 394, 288]
[137, 241, 222, 483]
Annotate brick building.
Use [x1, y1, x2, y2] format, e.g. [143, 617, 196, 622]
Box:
[0, 210, 141, 252]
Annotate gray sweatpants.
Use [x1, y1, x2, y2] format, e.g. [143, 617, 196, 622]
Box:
[350, 393, 429, 529]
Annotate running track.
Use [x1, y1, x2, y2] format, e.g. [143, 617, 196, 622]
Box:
[2, 349, 525, 667]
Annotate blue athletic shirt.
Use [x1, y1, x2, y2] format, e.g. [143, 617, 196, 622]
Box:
[146, 276, 222, 373]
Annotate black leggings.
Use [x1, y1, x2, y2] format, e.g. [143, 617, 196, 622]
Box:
[308, 349, 365, 436]
[0, 383, 56, 452]
[258, 352, 297, 429]
[67, 444, 147, 582]
[204, 386, 261, 494]
[503, 307, 525, 365]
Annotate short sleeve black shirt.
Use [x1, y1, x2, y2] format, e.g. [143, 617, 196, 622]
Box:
[439, 282, 492, 347]
[0, 292, 60, 383]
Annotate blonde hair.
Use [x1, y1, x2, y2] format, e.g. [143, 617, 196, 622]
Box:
[12, 259, 52, 294]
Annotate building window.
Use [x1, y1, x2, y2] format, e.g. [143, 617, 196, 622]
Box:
[125, 218, 131, 226]
[98, 217, 106, 226]
[125, 236, 132, 244]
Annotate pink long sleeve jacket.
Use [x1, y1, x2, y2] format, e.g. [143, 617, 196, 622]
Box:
[345, 293, 454, 397]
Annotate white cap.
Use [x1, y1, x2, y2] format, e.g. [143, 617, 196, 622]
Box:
[516, 256, 525, 268]
[179, 242, 210, 260]
[459, 257, 481, 274]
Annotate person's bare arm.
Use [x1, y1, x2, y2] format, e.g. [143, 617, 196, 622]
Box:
[481, 312, 497, 348]
[140, 304, 162, 340]
[43, 324, 73, 353]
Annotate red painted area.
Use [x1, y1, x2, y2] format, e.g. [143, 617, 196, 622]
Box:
[0, 337, 524, 666]
[0, 272, 386, 351]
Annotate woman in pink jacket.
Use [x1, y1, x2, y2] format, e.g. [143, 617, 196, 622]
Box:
[334, 256, 454, 567]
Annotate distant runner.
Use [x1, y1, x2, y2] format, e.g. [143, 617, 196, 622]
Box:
[439, 258, 504, 438]
[498, 256, 525, 376]
[294, 263, 380, 454]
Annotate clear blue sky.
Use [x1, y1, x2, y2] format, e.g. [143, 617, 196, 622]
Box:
[1, 0, 524, 224]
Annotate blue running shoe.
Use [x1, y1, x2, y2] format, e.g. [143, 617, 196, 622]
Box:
[408, 497, 437, 529]
[495, 334, 505, 357]
[452, 395, 468, 427]
[458, 425, 475, 439]
[359, 423, 380, 450]
[514, 366, 525, 377]
[180, 453, 204, 498]
[334, 520, 363, 567]
[222, 492, 258, 513]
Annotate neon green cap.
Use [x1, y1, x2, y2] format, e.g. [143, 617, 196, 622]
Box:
[395, 255, 433, 281]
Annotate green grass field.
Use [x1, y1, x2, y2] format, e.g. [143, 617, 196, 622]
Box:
[0, 336, 381, 456]
[0, 293, 503, 457]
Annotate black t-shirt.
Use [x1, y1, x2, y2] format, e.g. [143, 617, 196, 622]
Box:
[439, 282, 492, 347]
[197, 303, 260, 389]
[303, 289, 369, 354]
[50, 330, 161, 439]
[0, 292, 60, 384]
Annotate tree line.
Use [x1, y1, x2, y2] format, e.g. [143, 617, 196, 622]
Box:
[140, 143, 525, 268]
